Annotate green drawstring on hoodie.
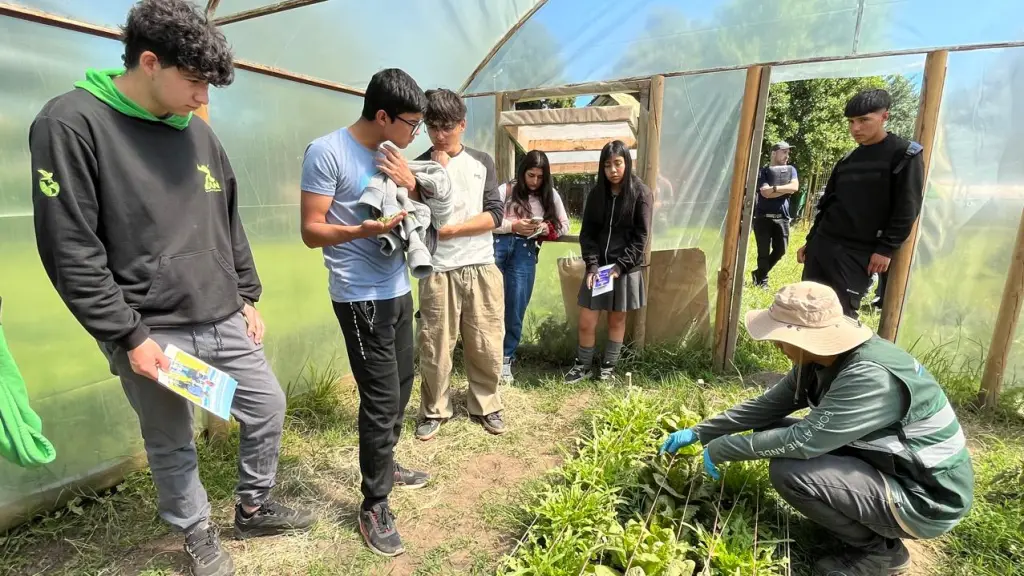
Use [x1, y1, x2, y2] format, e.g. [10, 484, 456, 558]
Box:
[74, 68, 192, 130]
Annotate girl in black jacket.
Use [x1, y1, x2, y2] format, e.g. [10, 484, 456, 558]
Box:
[565, 140, 652, 382]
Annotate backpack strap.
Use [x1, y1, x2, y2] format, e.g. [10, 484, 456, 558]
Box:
[894, 141, 923, 175]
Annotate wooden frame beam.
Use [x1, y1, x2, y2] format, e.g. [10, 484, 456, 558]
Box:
[462, 41, 1024, 99]
[205, 0, 222, 19]
[632, 74, 665, 348]
[527, 136, 637, 152]
[723, 65, 773, 367]
[213, 0, 328, 26]
[233, 60, 364, 96]
[979, 207, 1024, 409]
[713, 66, 765, 370]
[459, 0, 551, 94]
[0, 3, 120, 39]
[494, 93, 515, 183]
[550, 162, 600, 174]
[501, 80, 647, 103]
[877, 51, 947, 341]
[499, 105, 639, 131]
[0, 2, 364, 96]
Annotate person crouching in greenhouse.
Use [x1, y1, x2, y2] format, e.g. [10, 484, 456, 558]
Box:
[565, 140, 653, 383]
[661, 281, 974, 576]
[494, 150, 570, 384]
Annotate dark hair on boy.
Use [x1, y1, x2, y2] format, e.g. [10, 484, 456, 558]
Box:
[844, 88, 892, 118]
[424, 89, 467, 129]
[121, 0, 234, 87]
[361, 68, 427, 122]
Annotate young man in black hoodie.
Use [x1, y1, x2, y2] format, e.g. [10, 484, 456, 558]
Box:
[30, 2, 313, 575]
[797, 89, 925, 317]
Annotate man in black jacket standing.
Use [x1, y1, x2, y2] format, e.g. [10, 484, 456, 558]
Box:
[30, 3, 312, 575]
[797, 89, 925, 317]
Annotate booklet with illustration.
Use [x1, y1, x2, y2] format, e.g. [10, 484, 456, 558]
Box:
[157, 344, 238, 420]
[591, 264, 616, 297]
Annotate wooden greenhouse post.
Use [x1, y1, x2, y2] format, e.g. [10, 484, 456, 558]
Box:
[713, 66, 764, 371]
[723, 65, 772, 365]
[495, 93, 515, 182]
[633, 74, 665, 348]
[878, 50, 948, 341]
[978, 208, 1024, 409]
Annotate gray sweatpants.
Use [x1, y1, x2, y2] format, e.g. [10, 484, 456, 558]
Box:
[100, 312, 286, 531]
[770, 454, 915, 552]
[758, 417, 914, 553]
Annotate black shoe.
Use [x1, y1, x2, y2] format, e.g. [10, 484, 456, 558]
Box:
[394, 462, 430, 489]
[596, 362, 616, 382]
[564, 361, 592, 384]
[184, 521, 234, 576]
[472, 411, 507, 435]
[813, 547, 892, 576]
[359, 502, 404, 557]
[415, 418, 443, 441]
[233, 500, 316, 539]
[885, 539, 911, 574]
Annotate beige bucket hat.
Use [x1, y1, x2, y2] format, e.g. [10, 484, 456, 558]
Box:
[744, 281, 873, 356]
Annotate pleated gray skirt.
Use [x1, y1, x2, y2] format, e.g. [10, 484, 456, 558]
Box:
[577, 269, 647, 312]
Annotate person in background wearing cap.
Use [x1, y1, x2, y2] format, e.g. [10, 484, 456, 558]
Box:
[751, 142, 799, 288]
[661, 281, 974, 576]
[797, 89, 924, 317]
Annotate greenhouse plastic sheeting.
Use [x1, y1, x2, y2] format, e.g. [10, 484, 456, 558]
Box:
[898, 47, 1024, 387]
[466, 0, 1024, 95]
[0, 19, 143, 528]
[653, 70, 747, 320]
[218, 0, 540, 91]
[463, 95, 496, 159]
[8, 0, 202, 27]
[770, 55, 925, 84]
[209, 69, 365, 385]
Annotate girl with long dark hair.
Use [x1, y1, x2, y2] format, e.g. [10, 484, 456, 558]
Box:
[566, 140, 652, 382]
[494, 150, 570, 383]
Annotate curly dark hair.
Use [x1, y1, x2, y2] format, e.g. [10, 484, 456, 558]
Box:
[121, 0, 234, 87]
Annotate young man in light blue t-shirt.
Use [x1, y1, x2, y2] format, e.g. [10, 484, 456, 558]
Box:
[299, 68, 429, 559]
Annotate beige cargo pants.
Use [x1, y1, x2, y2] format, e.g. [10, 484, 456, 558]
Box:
[418, 263, 505, 419]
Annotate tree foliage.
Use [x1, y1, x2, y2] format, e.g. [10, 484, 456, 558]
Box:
[762, 75, 921, 187]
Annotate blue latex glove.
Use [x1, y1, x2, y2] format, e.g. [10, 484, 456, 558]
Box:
[703, 447, 721, 480]
[660, 428, 698, 454]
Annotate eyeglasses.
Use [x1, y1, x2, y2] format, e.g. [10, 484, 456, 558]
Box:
[426, 122, 459, 135]
[392, 115, 423, 136]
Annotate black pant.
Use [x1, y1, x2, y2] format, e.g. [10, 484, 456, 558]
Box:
[752, 217, 790, 283]
[332, 293, 415, 509]
[802, 237, 872, 318]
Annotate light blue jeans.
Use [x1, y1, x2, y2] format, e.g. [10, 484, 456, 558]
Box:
[493, 234, 538, 360]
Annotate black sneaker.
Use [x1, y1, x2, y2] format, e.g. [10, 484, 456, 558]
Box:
[359, 502, 404, 557]
[885, 539, 911, 574]
[184, 521, 234, 576]
[394, 462, 430, 489]
[564, 361, 592, 383]
[233, 500, 316, 539]
[813, 548, 892, 576]
[596, 362, 616, 382]
[415, 418, 443, 441]
[472, 411, 507, 435]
